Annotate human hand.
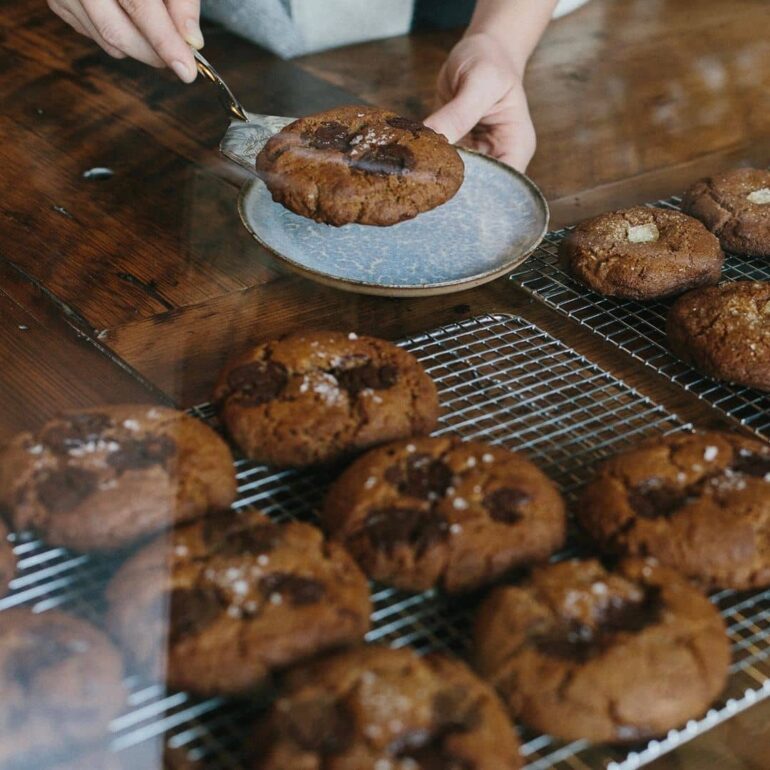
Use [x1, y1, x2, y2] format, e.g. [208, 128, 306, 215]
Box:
[47, 0, 203, 83]
[424, 33, 536, 172]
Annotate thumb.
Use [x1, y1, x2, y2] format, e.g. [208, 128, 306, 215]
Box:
[424, 68, 490, 144]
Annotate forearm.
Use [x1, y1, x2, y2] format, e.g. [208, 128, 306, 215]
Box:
[466, 0, 558, 72]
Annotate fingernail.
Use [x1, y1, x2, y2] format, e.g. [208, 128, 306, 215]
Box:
[184, 19, 205, 49]
[171, 59, 195, 83]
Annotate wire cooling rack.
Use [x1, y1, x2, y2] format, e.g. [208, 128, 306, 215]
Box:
[511, 195, 770, 439]
[3, 314, 770, 770]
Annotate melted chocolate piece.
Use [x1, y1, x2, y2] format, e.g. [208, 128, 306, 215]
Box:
[8, 630, 72, 687]
[352, 144, 416, 176]
[285, 699, 354, 753]
[433, 689, 482, 732]
[168, 587, 226, 646]
[535, 587, 664, 662]
[204, 518, 280, 557]
[41, 412, 112, 454]
[483, 488, 531, 524]
[362, 507, 449, 556]
[384, 454, 453, 500]
[35, 466, 98, 513]
[386, 116, 428, 135]
[108, 435, 175, 474]
[333, 362, 397, 397]
[733, 452, 770, 478]
[627, 479, 687, 519]
[259, 573, 325, 606]
[226, 361, 288, 406]
[305, 121, 352, 152]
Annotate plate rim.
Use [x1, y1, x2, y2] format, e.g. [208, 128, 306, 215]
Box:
[236, 147, 550, 297]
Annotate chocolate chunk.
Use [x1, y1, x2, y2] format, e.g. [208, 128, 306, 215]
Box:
[386, 116, 428, 135]
[362, 507, 449, 557]
[168, 587, 226, 646]
[352, 144, 416, 176]
[35, 466, 98, 513]
[384, 454, 453, 500]
[41, 412, 112, 454]
[226, 361, 288, 406]
[205, 517, 280, 557]
[306, 121, 352, 152]
[333, 362, 397, 397]
[598, 586, 663, 633]
[108, 435, 175, 474]
[483, 488, 531, 524]
[401, 747, 475, 770]
[734, 452, 770, 478]
[259, 573, 325, 606]
[433, 689, 481, 732]
[285, 698, 354, 753]
[534, 622, 598, 663]
[628, 479, 687, 519]
[8, 630, 72, 687]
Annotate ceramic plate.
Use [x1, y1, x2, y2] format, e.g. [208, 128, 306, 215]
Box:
[231, 124, 548, 296]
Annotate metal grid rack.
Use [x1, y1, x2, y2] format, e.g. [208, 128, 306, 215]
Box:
[3, 314, 770, 769]
[511, 194, 770, 439]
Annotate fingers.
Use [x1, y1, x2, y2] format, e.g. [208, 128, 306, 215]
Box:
[50, 0, 125, 58]
[115, 0, 197, 81]
[425, 64, 503, 144]
[167, 0, 204, 50]
[80, 0, 164, 67]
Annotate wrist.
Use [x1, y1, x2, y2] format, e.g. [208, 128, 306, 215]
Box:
[460, 31, 528, 79]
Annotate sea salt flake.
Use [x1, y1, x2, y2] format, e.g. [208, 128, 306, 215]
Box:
[146, 408, 161, 419]
[591, 582, 608, 595]
[122, 419, 140, 431]
[704, 446, 719, 461]
[747, 188, 770, 205]
[453, 497, 469, 510]
[466, 457, 477, 468]
[627, 222, 659, 243]
[364, 476, 378, 489]
[406, 444, 416, 453]
[347, 332, 358, 340]
[233, 580, 249, 595]
[226, 605, 242, 618]
[449, 523, 463, 534]
[257, 554, 270, 566]
[174, 545, 189, 557]
[270, 593, 283, 605]
[26, 444, 44, 455]
[482, 453, 494, 463]
[764, 473, 770, 482]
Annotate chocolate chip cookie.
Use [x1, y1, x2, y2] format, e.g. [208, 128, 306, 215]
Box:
[559, 206, 723, 300]
[0, 405, 237, 551]
[667, 281, 770, 391]
[323, 436, 566, 594]
[0, 519, 16, 597]
[256, 105, 464, 226]
[106, 508, 371, 696]
[682, 168, 770, 256]
[214, 331, 440, 467]
[255, 644, 522, 770]
[578, 430, 770, 589]
[0, 609, 127, 768]
[474, 558, 730, 743]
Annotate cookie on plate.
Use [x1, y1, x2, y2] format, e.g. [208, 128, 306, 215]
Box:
[214, 331, 439, 467]
[559, 206, 723, 300]
[106, 508, 371, 696]
[323, 436, 566, 593]
[474, 558, 729, 743]
[0, 519, 16, 597]
[577, 430, 770, 589]
[255, 644, 522, 770]
[667, 281, 770, 391]
[682, 167, 770, 256]
[0, 405, 237, 551]
[256, 105, 464, 226]
[0, 609, 127, 767]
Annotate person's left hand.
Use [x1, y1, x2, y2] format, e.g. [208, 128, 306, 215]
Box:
[424, 32, 536, 172]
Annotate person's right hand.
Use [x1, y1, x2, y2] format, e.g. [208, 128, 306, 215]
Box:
[47, 0, 204, 83]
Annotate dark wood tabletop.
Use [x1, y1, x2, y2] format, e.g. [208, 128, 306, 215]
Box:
[1, 0, 770, 766]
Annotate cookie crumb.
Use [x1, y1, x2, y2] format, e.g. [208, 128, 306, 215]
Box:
[704, 446, 719, 461]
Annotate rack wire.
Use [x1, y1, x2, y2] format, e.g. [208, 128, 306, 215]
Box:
[511, 194, 770, 438]
[3, 314, 770, 769]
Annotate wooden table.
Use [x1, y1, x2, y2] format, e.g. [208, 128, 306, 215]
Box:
[1, 0, 769, 766]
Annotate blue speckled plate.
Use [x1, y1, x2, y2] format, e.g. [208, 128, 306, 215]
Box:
[224, 118, 548, 296]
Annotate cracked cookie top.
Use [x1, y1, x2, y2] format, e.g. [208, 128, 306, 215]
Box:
[683, 168, 770, 257]
[255, 645, 522, 770]
[559, 206, 723, 300]
[667, 280, 770, 391]
[213, 331, 440, 467]
[323, 435, 566, 593]
[474, 558, 730, 743]
[0, 405, 237, 551]
[106, 508, 371, 696]
[255, 105, 464, 227]
[578, 430, 770, 588]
